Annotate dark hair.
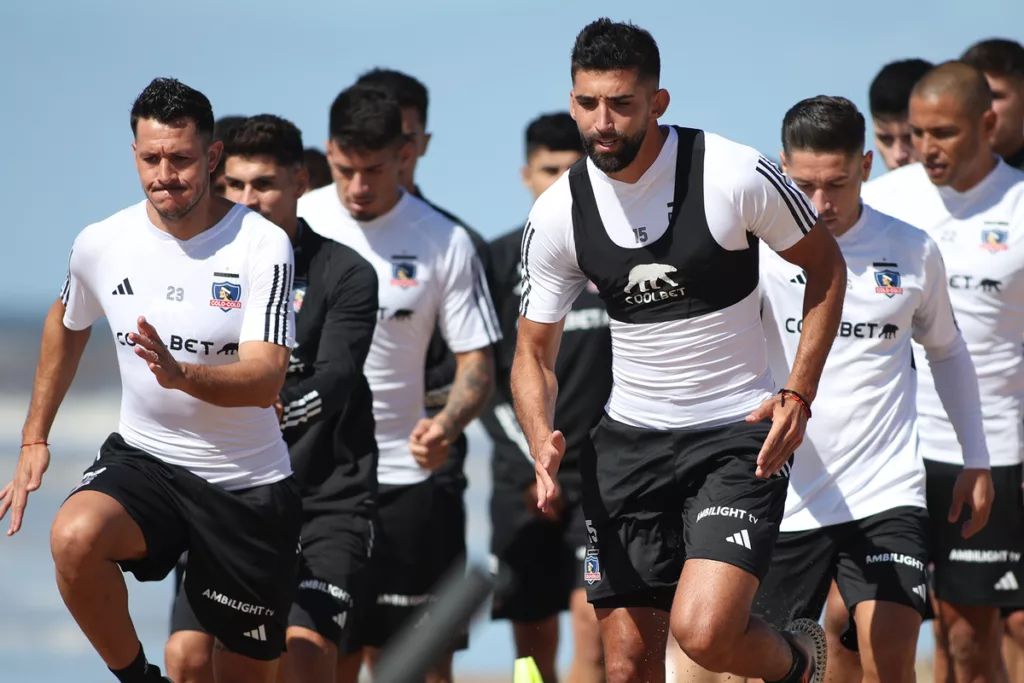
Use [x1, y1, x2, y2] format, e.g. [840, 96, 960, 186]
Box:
[526, 112, 583, 159]
[869, 59, 934, 120]
[571, 18, 660, 84]
[214, 115, 247, 142]
[355, 68, 429, 126]
[130, 77, 215, 138]
[304, 148, 332, 190]
[961, 38, 1024, 80]
[782, 96, 866, 156]
[912, 61, 994, 118]
[328, 85, 407, 151]
[221, 114, 304, 167]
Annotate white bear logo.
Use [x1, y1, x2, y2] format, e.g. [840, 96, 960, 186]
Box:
[624, 263, 679, 293]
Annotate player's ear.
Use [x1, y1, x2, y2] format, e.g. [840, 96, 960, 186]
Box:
[981, 108, 998, 140]
[779, 150, 788, 175]
[861, 151, 873, 181]
[294, 165, 309, 199]
[207, 140, 223, 174]
[652, 88, 670, 119]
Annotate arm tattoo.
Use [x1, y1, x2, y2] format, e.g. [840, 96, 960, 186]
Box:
[438, 350, 494, 437]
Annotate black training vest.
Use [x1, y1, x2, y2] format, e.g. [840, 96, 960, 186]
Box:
[569, 126, 759, 325]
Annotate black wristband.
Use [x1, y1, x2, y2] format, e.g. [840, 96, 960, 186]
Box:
[778, 389, 812, 419]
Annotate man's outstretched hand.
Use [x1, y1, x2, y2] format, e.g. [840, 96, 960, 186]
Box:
[746, 392, 808, 478]
[532, 430, 566, 514]
[949, 468, 995, 539]
[0, 443, 51, 536]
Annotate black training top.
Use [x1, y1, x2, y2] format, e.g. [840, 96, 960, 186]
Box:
[481, 224, 613, 491]
[280, 218, 380, 519]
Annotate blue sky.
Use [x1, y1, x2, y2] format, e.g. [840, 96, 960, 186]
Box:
[2, 0, 1021, 314]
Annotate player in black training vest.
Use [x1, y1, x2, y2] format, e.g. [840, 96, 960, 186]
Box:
[513, 20, 847, 683]
[483, 112, 610, 683]
[164, 115, 380, 683]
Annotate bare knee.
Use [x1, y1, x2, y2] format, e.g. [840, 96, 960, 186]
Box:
[1006, 610, 1024, 643]
[946, 611, 993, 664]
[862, 639, 916, 683]
[671, 605, 736, 673]
[603, 622, 657, 683]
[164, 631, 214, 682]
[50, 492, 143, 575]
[50, 508, 106, 574]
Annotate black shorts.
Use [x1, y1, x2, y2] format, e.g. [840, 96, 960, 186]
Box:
[364, 479, 455, 650]
[171, 514, 375, 655]
[433, 479, 470, 651]
[580, 415, 788, 611]
[72, 433, 302, 660]
[753, 507, 931, 650]
[927, 460, 1024, 607]
[490, 475, 587, 622]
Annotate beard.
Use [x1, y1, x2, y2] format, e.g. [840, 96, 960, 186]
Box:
[148, 179, 206, 221]
[582, 126, 647, 173]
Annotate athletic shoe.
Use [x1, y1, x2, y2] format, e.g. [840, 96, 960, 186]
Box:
[784, 618, 827, 683]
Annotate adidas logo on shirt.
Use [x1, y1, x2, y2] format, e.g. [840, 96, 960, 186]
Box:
[243, 624, 267, 641]
[725, 529, 752, 549]
[913, 584, 927, 600]
[790, 271, 807, 285]
[111, 278, 134, 295]
[996, 571, 1020, 591]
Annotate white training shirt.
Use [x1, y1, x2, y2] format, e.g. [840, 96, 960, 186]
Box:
[519, 126, 814, 429]
[60, 201, 295, 490]
[761, 204, 988, 530]
[299, 186, 501, 485]
[862, 160, 1024, 466]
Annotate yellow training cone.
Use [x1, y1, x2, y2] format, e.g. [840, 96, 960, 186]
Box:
[513, 656, 544, 683]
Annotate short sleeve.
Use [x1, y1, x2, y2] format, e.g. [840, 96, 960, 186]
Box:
[912, 235, 961, 352]
[518, 191, 589, 323]
[61, 239, 104, 331]
[239, 225, 297, 348]
[436, 226, 503, 354]
[738, 156, 818, 253]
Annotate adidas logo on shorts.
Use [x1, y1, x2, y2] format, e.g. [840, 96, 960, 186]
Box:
[996, 571, 1020, 591]
[243, 625, 267, 641]
[913, 584, 927, 600]
[725, 529, 752, 549]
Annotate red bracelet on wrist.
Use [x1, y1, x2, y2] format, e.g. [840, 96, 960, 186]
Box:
[778, 389, 812, 419]
[21, 441, 49, 448]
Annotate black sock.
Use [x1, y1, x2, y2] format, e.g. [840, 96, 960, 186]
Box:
[110, 644, 162, 683]
[765, 634, 808, 683]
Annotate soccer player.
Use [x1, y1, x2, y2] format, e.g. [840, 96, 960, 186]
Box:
[483, 111, 608, 683]
[868, 59, 934, 171]
[862, 61, 1024, 683]
[304, 147, 333, 192]
[211, 115, 246, 196]
[353, 67, 497, 676]
[512, 18, 847, 683]
[0, 78, 301, 683]
[755, 95, 994, 683]
[299, 85, 499, 682]
[961, 38, 1024, 171]
[162, 115, 381, 683]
